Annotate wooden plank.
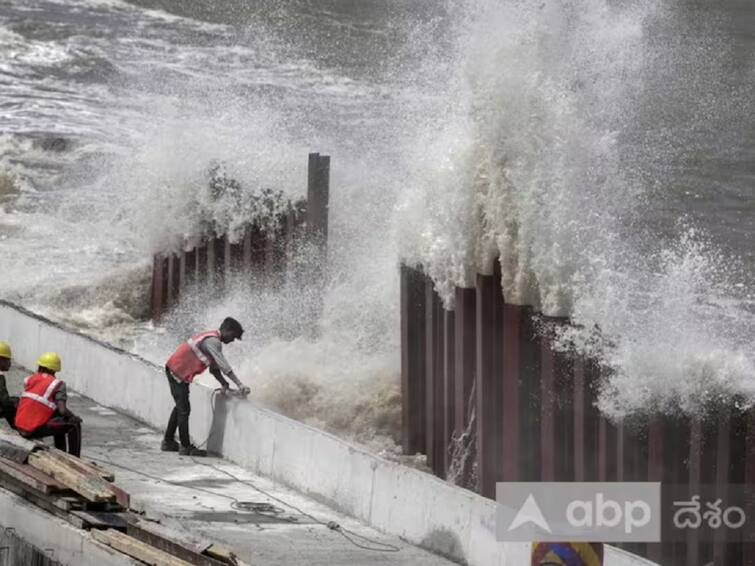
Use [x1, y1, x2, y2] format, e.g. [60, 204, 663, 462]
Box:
[92, 529, 195, 566]
[0, 429, 38, 464]
[205, 544, 240, 565]
[107, 482, 130, 510]
[28, 451, 115, 503]
[54, 495, 80, 511]
[48, 448, 115, 481]
[0, 457, 65, 494]
[127, 518, 228, 566]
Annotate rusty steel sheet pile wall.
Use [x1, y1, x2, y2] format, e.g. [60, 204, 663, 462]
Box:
[400, 263, 755, 566]
[150, 153, 330, 320]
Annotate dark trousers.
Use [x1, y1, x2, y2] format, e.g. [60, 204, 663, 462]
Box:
[0, 375, 17, 429]
[164, 367, 191, 447]
[0, 396, 18, 429]
[25, 415, 82, 457]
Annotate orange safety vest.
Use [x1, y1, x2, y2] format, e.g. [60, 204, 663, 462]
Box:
[15, 372, 62, 434]
[166, 330, 220, 383]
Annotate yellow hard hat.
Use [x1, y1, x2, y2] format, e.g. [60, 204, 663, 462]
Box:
[37, 352, 62, 372]
[0, 341, 10, 360]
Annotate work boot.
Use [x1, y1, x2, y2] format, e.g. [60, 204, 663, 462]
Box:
[179, 444, 207, 457]
[161, 439, 179, 452]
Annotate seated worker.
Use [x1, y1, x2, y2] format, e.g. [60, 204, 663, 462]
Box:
[15, 353, 82, 457]
[163, 316, 249, 456]
[0, 341, 18, 428]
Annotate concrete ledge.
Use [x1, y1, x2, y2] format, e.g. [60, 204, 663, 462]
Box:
[0, 487, 140, 566]
[0, 301, 656, 566]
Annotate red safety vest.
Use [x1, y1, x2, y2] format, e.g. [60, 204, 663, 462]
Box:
[15, 372, 62, 434]
[166, 330, 220, 383]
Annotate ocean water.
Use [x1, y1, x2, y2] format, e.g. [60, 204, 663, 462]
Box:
[0, 0, 752, 446]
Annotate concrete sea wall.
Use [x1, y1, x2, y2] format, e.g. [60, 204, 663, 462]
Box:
[0, 300, 655, 566]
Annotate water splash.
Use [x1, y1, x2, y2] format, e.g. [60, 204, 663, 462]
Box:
[398, 0, 755, 417]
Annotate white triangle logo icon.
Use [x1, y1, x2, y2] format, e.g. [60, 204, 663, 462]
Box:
[508, 494, 552, 533]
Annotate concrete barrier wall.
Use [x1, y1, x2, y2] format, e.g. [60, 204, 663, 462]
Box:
[0, 301, 655, 566]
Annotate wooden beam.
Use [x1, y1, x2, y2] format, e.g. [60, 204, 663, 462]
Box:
[92, 529, 195, 566]
[0, 430, 38, 464]
[205, 544, 240, 565]
[28, 451, 115, 503]
[0, 457, 66, 494]
[48, 448, 115, 481]
[126, 518, 228, 566]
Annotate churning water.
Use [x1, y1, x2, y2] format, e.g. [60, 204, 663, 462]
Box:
[0, 0, 753, 447]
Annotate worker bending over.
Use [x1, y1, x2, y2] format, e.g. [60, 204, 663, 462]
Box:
[0, 341, 18, 428]
[15, 353, 82, 456]
[163, 317, 249, 456]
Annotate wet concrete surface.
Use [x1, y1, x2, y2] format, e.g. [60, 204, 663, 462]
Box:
[4, 369, 454, 565]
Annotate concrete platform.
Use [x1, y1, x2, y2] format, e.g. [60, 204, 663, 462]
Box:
[4, 368, 454, 566]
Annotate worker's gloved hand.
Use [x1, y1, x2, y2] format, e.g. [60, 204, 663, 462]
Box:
[238, 386, 251, 397]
